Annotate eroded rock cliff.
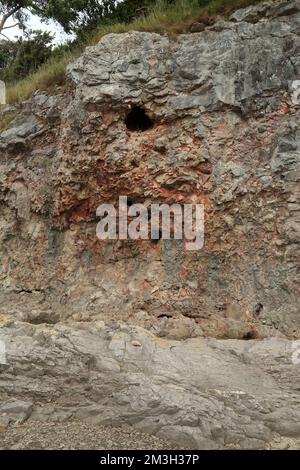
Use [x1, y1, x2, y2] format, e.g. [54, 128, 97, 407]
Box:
[0, 0, 300, 450]
[1, 1, 299, 340]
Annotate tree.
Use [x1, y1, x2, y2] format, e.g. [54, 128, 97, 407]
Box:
[49, 1, 117, 32]
[110, 0, 155, 24]
[0, 1, 161, 40]
[0, 30, 53, 81]
[0, 1, 118, 38]
[0, 38, 17, 70]
[0, 1, 29, 39]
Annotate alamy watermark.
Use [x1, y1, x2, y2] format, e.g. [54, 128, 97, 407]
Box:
[291, 341, 300, 365]
[0, 339, 6, 365]
[0, 80, 6, 105]
[291, 80, 300, 106]
[96, 196, 204, 251]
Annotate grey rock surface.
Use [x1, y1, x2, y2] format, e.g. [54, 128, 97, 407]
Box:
[229, 0, 300, 22]
[0, 316, 299, 449]
[0, 1, 300, 449]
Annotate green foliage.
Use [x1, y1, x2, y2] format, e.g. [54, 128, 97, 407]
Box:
[0, 30, 53, 82]
[0, 39, 17, 71]
[107, 0, 155, 23]
[1, 1, 119, 35]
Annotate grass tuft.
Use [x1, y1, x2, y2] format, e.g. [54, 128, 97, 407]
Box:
[5, 53, 74, 104]
[0, 109, 19, 131]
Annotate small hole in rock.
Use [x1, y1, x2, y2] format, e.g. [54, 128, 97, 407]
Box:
[243, 330, 258, 340]
[125, 106, 153, 132]
[254, 302, 263, 316]
[29, 313, 59, 325]
[157, 313, 172, 319]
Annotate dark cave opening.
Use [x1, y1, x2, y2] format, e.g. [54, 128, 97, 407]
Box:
[125, 106, 153, 132]
[243, 330, 258, 340]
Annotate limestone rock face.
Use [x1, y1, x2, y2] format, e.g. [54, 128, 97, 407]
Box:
[0, 0, 300, 450]
[0, 316, 299, 449]
[0, 0, 299, 339]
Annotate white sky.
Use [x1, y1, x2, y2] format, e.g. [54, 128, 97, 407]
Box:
[3, 12, 73, 45]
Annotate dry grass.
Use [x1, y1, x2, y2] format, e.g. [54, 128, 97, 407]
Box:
[0, 109, 18, 131]
[90, 0, 261, 41]
[5, 0, 262, 105]
[5, 53, 73, 105]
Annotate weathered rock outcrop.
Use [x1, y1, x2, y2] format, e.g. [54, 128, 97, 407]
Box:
[0, 315, 300, 449]
[0, 0, 300, 450]
[0, 0, 299, 339]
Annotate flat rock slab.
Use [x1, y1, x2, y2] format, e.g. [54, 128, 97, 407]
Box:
[0, 317, 299, 449]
